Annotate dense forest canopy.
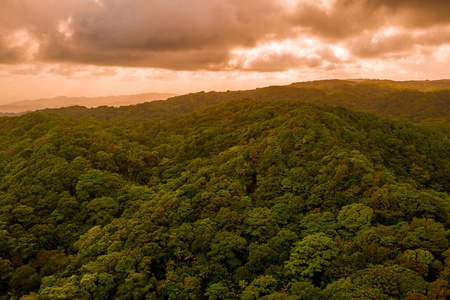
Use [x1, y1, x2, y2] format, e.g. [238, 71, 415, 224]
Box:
[0, 81, 449, 299]
[42, 80, 450, 124]
[289, 79, 450, 91]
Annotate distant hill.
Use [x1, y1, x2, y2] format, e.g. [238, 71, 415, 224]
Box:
[289, 79, 450, 91]
[350, 79, 450, 91]
[0, 111, 28, 117]
[42, 80, 450, 124]
[0, 92, 177, 113]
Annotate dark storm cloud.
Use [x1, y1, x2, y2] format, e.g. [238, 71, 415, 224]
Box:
[364, 0, 450, 28]
[289, 0, 450, 60]
[292, 0, 450, 40]
[0, 0, 292, 69]
[66, 0, 286, 51]
[1, 0, 450, 70]
[292, 1, 384, 39]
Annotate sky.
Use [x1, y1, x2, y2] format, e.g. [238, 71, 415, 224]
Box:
[1, 0, 450, 103]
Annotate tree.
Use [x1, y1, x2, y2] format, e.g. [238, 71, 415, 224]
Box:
[355, 265, 429, 299]
[427, 279, 450, 300]
[205, 282, 232, 300]
[85, 197, 119, 226]
[241, 275, 278, 300]
[299, 210, 338, 238]
[288, 281, 322, 299]
[400, 218, 449, 254]
[286, 233, 339, 280]
[10, 265, 41, 294]
[337, 203, 373, 237]
[208, 231, 247, 271]
[75, 170, 122, 202]
[245, 207, 279, 242]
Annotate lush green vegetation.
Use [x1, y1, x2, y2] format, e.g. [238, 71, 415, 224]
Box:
[1, 82, 449, 299]
[43, 80, 450, 124]
[290, 79, 450, 91]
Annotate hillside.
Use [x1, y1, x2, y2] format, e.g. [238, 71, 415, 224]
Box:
[289, 79, 450, 91]
[42, 80, 450, 125]
[0, 96, 449, 299]
[0, 93, 177, 114]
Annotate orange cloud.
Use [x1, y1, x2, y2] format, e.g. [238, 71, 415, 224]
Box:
[1, 0, 450, 70]
[0, 0, 449, 103]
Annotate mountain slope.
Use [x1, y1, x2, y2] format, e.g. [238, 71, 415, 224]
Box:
[42, 80, 450, 124]
[289, 79, 450, 91]
[0, 98, 449, 299]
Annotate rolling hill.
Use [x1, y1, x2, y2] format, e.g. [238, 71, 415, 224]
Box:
[0, 80, 449, 299]
[0, 93, 177, 114]
[42, 80, 450, 124]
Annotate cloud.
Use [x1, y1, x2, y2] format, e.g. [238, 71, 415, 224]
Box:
[346, 26, 450, 58]
[242, 52, 323, 72]
[1, 0, 450, 72]
[292, 1, 385, 39]
[291, 0, 450, 40]
[231, 43, 351, 72]
[0, 0, 294, 69]
[0, 37, 20, 63]
[364, 0, 450, 28]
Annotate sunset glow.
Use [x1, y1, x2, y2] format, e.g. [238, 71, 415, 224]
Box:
[1, 0, 449, 103]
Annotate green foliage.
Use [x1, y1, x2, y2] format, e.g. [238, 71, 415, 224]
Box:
[43, 80, 450, 123]
[399, 218, 449, 254]
[85, 197, 119, 226]
[10, 265, 41, 294]
[0, 85, 449, 298]
[286, 233, 339, 279]
[205, 282, 232, 300]
[299, 210, 338, 238]
[208, 231, 247, 271]
[76, 170, 122, 202]
[241, 275, 278, 300]
[355, 265, 429, 298]
[337, 203, 374, 236]
[288, 281, 322, 299]
[80, 272, 115, 300]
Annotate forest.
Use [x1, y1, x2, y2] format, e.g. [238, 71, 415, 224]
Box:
[0, 80, 449, 299]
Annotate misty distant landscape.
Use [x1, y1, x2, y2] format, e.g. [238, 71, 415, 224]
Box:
[0, 93, 177, 115]
[1, 0, 450, 299]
